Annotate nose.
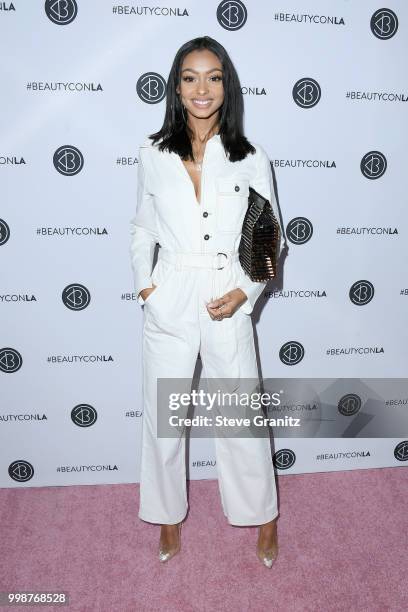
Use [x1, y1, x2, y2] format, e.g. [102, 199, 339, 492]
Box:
[196, 77, 209, 95]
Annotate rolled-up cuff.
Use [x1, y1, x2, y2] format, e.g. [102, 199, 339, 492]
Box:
[236, 275, 267, 315]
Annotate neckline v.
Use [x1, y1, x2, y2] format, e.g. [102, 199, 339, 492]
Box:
[178, 155, 202, 205]
[174, 134, 221, 205]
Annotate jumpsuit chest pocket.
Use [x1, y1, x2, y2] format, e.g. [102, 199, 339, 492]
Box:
[215, 177, 249, 233]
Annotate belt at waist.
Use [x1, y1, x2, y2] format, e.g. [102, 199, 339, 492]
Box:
[158, 247, 239, 270]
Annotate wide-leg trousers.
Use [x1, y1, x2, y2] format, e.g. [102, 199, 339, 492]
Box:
[138, 247, 279, 526]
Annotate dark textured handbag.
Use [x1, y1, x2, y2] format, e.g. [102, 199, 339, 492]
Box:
[238, 186, 281, 282]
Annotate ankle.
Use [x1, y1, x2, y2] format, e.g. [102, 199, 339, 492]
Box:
[259, 519, 277, 531]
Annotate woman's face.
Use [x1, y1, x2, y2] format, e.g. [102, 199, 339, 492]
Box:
[176, 49, 224, 121]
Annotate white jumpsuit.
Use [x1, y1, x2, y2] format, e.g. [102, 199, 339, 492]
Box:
[129, 133, 284, 525]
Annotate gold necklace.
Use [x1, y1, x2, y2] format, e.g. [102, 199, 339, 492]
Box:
[193, 142, 211, 171]
[191, 128, 218, 172]
[192, 146, 204, 172]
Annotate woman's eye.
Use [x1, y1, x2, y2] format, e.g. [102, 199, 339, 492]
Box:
[182, 75, 223, 83]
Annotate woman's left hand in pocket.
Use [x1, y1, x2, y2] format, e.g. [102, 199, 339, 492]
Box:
[206, 288, 247, 320]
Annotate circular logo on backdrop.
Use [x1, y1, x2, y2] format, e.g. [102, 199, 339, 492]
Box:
[62, 284, 91, 311]
[360, 151, 387, 179]
[216, 0, 247, 30]
[45, 0, 78, 25]
[273, 449, 296, 470]
[349, 280, 374, 306]
[279, 341, 305, 366]
[8, 460, 34, 482]
[394, 441, 408, 462]
[53, 146, 84, 176]
[71, 404, 98, 427]
[0, 348, 23, 373]
[338, 394, 362, 416]
[370, 8, 398, 40]
[293, 78, 321, 108]
[0, 219, 10, 246]
[286, 217, 313, 245]
[136, 73, 167, 104]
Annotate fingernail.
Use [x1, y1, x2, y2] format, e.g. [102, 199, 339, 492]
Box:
[207, 302, 215, 307]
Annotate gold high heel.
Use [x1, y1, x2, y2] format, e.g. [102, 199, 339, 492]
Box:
[158, 521, 182, 562]
[256, 522, 278, 568]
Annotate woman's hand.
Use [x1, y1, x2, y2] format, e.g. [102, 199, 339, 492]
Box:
[139, 284, 157, 302]
[206, 288, 247, 320]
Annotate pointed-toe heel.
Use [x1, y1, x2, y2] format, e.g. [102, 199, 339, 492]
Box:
[158, 521, 182, 563]
[256, 524, 278, 569]
[256, 544, 278, 568]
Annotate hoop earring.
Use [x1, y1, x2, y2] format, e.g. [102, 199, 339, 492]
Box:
[181, 103, 187, 123]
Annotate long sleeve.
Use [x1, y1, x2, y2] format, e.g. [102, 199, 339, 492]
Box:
[235, 144, 284, 315]
[129, 147, 158, 306]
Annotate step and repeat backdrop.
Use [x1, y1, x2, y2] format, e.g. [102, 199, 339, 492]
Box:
[1, 1, 407, 489]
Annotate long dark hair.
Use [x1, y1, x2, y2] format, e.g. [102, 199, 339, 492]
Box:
[148, 36, 256, 163]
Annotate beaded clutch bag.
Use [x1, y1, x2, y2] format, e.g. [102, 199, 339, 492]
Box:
[238, 186, 281, 282]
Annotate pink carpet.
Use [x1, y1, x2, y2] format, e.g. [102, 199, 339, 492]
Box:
[1, 467, 407, 612]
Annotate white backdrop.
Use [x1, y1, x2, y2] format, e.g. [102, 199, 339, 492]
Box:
[1, 0, 407, 488]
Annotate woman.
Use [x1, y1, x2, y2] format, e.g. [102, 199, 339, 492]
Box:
[130, 36, 284, 568]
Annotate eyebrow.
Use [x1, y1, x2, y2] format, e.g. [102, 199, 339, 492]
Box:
[181, 67, 223, 74]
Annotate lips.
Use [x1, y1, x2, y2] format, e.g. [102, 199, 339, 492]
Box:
[191, 99, 212, 107]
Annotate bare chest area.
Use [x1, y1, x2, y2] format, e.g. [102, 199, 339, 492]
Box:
[181, 159, 202, 205]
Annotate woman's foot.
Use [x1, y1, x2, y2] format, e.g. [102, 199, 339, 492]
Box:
[158, 522, 182, 562]
[256, 518, 278, 568]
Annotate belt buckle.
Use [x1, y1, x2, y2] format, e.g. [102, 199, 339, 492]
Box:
[216, 252, 228, 270]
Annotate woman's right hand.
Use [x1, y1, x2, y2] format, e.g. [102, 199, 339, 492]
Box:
[139, 284, 157, 302]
